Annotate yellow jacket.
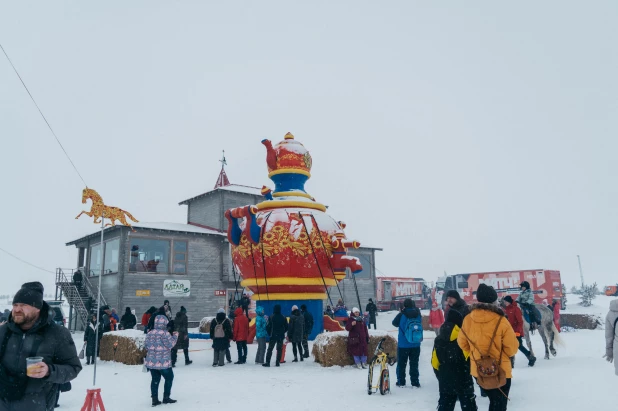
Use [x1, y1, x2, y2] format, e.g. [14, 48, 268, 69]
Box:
[457, 303, 519, 379]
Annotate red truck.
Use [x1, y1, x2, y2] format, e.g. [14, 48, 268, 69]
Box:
[376, 277, 431, 311]
[434, 269, 566, 310]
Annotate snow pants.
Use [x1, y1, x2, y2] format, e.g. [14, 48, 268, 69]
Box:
[301, 333, 310, 357]
[292, 342, 304, 359]
[265, 338, 283, 365]
[396, 347, 420, 385]
[516, 336, 531, 359]
[484, 378, 511, 411]
[255, 338, 267, 363]
[236, 341, 247, 363]
[213, 349, 226, 366]
[171, 348, 189, 365]
[438, 390, 477, 411]
[150, 368, 174, 400]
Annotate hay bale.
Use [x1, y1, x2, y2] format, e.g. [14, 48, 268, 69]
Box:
[559, 313, 602, 330]
[100, 330, 146, 365]
[199, 317, 214, 334]
[312, 330, 397, 367]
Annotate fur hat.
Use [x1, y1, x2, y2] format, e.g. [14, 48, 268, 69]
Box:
[446, 290, 461, 300]
[503, 295, 514, 304]
[520, 281, 530, 290]
[12, 282, 44, 309]
[476, 284, 498, 304]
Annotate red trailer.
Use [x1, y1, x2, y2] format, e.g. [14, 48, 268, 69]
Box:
[435, 269, 565, 310]
[376, 277, 431, 311]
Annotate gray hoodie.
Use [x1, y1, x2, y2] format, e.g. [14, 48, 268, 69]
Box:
[605, 299, 618, 376]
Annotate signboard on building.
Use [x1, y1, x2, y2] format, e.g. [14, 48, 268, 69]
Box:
[136, 290, 150, 297]
[163, 280, 191, 297]
[214, 290, 226, 296]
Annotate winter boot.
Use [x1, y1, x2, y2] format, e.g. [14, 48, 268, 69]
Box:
[152, 397, 161, 407]
[292, 357, 299, 363]
[528, 356, 537, 367]
[300, 356, 304, 362]
[411, 382, 421, 388]
[355, 363, 361, 369]
[234, 360, 243, 364]
[262, 363, 270, 367]
[185, 360, 193, 366]
[275, 362, 280, 367]
[361, 363, 367, 369]
[162, 398, 177, 404]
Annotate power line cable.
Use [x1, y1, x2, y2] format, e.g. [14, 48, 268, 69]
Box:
[0, 42, 88, 187]
[0, 247, 55, 274]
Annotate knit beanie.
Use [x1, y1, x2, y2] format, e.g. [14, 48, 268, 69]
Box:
[446, 290, 461, 300]
[12, 282, 44, 309]
[476, 284, 498, 304]
[403, 298, 414, 308]
[503, 296, 514, 304]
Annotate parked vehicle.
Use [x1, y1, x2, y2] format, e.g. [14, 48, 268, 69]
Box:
[47, 300, 67, 327]
[604, 285, 618, 297]
[434, 269, 566, 310]
[376, 277, 431, 311]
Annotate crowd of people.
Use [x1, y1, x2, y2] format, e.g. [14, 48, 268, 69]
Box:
[2, 279, 617, 411]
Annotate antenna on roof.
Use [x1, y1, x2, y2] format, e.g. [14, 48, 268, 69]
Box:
[214, 150, 231, 189]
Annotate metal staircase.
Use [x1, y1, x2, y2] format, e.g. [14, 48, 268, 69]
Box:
[55, 268, 108, 330]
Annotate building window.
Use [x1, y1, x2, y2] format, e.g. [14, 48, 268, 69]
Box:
[129, 239, 170, 273]
[172, 241, 187, 274]
[104, 239, 120, 273]
[89, 244, 102, 276]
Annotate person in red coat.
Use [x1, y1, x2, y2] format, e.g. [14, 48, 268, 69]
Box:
[345, 307, 370, 369]
[429, 301, 445, 336]
[141, 307, 156, 334]
[503, 296, 536, 366]
[552, 299, 561, 332]
[232, 307, 249, 364]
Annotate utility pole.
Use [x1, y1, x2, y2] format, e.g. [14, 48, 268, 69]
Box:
[577, 255, 585, 289]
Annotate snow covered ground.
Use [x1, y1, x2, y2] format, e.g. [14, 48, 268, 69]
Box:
[53, 301, 617, 411]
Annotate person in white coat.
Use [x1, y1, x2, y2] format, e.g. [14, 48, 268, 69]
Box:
[604, 299, 618, 376]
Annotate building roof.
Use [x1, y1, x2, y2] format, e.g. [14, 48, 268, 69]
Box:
[66, 222, 225, 246]
[178, 184, 263, 205]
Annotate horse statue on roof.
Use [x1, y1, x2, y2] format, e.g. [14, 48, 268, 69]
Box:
[76, 188, 138, 231]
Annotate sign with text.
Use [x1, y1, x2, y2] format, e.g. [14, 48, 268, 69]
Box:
[136, 290, 150, 297]
[163, 280, 190, 297]
[214, 290, 226, 296]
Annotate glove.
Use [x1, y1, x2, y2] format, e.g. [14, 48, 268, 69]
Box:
[604, 348, 613, 363]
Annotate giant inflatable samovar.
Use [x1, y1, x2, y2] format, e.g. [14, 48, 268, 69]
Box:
[225, 132, 363, 339]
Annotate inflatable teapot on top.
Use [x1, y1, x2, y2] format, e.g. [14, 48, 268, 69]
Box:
[225, 132, 362, 339]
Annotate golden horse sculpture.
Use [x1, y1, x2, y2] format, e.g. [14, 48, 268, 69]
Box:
[76, 188, 138, 231]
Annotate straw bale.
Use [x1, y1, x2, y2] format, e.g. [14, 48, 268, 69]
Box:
[312, 331, 397, 367]
[199, 317, 214, 334]
[99, 330, 146, 365]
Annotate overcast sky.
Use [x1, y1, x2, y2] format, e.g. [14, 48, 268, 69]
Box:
[1, 1, 616, 299]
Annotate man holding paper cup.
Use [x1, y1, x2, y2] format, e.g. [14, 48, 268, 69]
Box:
[0, 282, 82, 410]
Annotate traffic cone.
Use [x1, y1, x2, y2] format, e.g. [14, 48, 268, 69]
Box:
[280, 341, 287, 364]
[81, 388, 106, 411]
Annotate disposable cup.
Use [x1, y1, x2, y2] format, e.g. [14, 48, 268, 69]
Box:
[26, 357, 44, 377]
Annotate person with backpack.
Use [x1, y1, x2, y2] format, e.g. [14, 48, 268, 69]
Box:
[288, 305, 305, 362]
[263, 304, 289, 367]
[365, 299, 378, 330]
[604, 299, 618, 376]
[210, 308, 233, 367]
[300, 304, 314, 358]
[255, 306, 268, 364]
[392, 298, 423, 387]
[457, 284, 518, 411]
[431, 309, 477, 411]
[502, 296, 536, 367]
[232, 307, 249, 364]
[429, 301, 445, 336]
[145, 314, 178, 406]
[346, 307, 370, 368]
[171, 307, 192, 367]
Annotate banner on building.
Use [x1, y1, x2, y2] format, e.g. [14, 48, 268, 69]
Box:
[136, 290, 150, 297]
[215, 290, 226, 296]
[163, 280, 191, 297]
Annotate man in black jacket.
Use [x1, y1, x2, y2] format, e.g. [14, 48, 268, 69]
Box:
[0, 282, 82, 411]
[300, 304, 314, 359]
[263, 304, 289, 367]
[366, 299, 378, 329]
[445, 290, 470, 319]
